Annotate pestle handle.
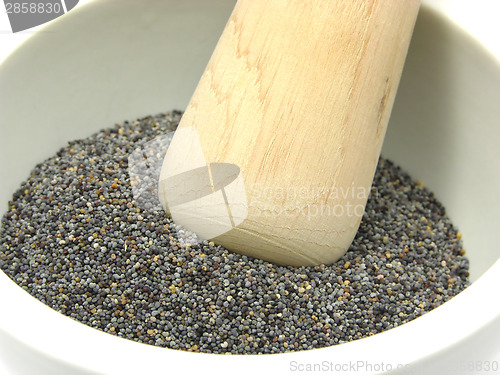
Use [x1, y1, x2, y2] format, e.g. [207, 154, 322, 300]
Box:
[160, 0, 421, 266]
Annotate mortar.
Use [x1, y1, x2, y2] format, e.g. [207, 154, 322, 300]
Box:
[0, 0, 499, 374]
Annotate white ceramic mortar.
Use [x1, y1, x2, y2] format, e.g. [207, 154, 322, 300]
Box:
[0, 1, 499, 374]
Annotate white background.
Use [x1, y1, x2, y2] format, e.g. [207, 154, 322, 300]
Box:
[0, 0, 499, 374]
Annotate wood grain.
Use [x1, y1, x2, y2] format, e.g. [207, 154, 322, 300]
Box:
[161, 0, 421, 266]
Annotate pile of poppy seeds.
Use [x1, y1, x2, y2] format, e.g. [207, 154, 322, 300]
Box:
[0, 112, 469, 354]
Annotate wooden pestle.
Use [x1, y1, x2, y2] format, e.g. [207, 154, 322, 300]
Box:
[159, 0, 421, 266]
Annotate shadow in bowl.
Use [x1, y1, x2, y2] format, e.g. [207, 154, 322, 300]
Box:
[383, 5, 500, 281]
